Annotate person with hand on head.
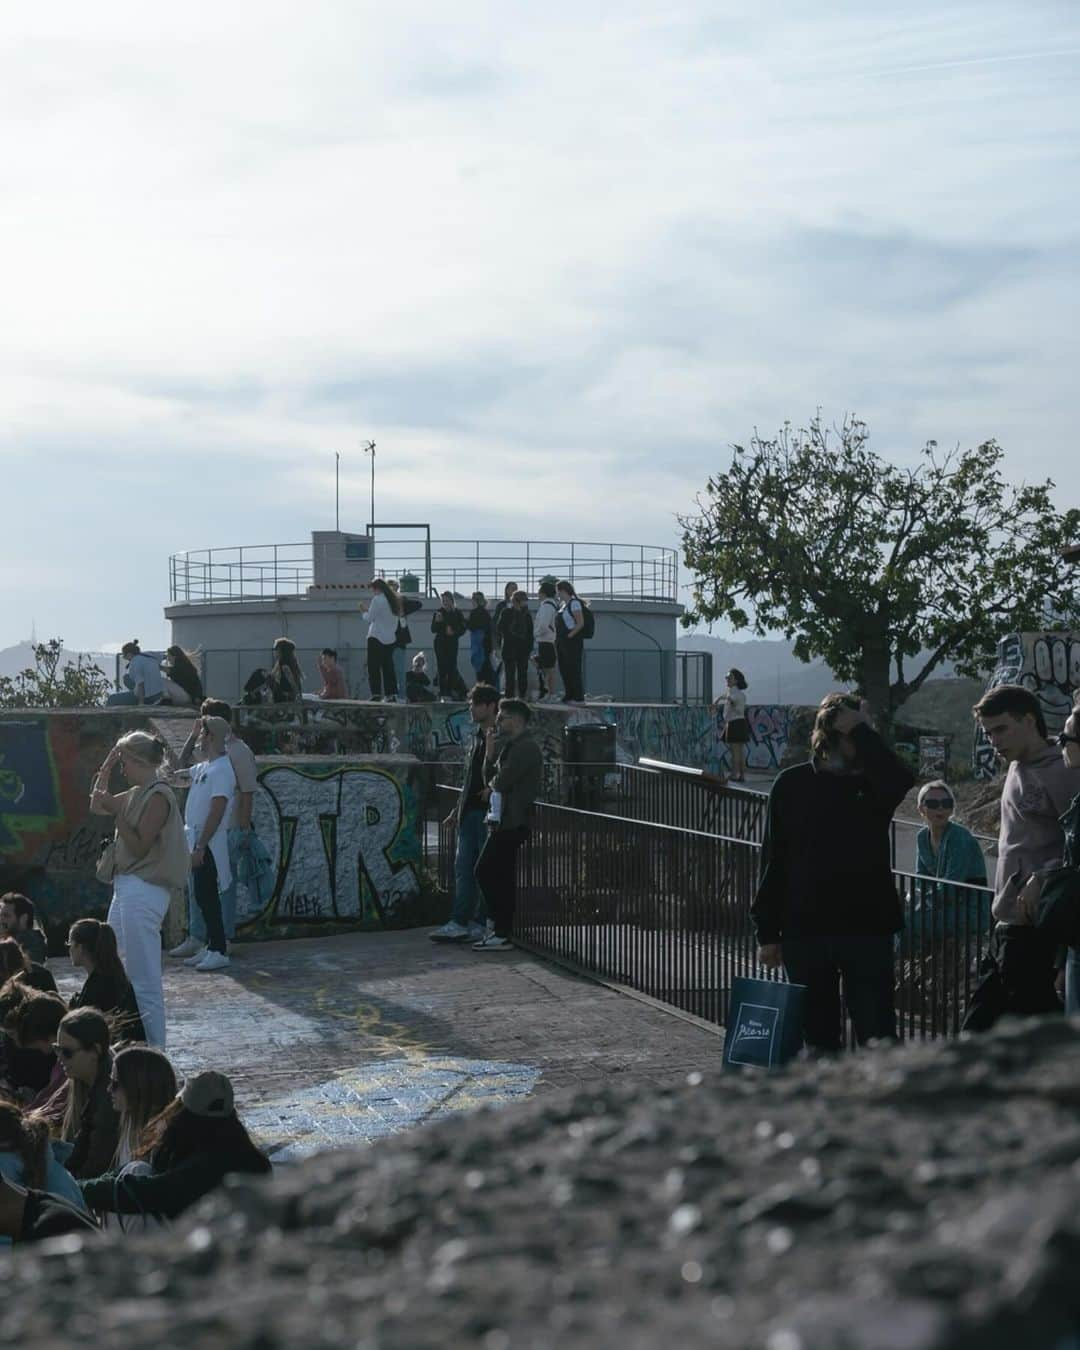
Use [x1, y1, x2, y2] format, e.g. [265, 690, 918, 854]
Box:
[0, 893, 47, 966]
[80, 1069, 270, 1222]
[176, 716, 236, 973]
[751, 694, 915, 1052]
[56, 1008, 120, 1181]
[89, 730, 188, 1047]
[362, 578, 402, 701]
[173, 701, 260, 959]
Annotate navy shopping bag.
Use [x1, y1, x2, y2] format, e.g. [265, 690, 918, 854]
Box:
[723, 976, 807, 1070]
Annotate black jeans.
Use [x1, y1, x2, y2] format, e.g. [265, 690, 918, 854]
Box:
[434, 640, 466, 699]
[557, 634, 584, 701]
[782, 934, 897, 1052]
[502, 644, 530, 698]
[192, 850, 227, 955]
[367, 637, 398, 698]
[476, 826, 528, 938]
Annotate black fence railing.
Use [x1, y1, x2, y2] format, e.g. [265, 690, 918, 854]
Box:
[428, 785, 996, 1043]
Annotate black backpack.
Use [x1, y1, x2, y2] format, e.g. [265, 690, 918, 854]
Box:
[576, 600, 595, 639]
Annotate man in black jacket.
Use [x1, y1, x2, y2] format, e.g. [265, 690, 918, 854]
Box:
[751, 695, 914, 1052]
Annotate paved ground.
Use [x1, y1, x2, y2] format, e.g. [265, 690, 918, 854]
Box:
[55, 931, 718, 1161]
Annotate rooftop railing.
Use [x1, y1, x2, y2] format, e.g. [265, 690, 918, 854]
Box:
[169, 537, 679, 605]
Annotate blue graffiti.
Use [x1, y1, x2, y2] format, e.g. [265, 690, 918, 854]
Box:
[0, 720, 61, 851]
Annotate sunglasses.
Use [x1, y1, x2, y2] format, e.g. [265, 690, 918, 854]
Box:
[1055, 731, 1080, 748]
[922, 798, 954, 811]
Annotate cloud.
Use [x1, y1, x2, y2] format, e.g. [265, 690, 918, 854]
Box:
[0, 1, 1078, 649]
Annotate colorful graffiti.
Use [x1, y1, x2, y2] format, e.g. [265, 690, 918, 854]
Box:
[240, 762, 422, 934]
[973, 632, 1080, 779]
[0, 719, 63, 851]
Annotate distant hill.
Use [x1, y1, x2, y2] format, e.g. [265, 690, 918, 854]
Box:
[0, 641, 114, 682]
[678, 634, 972, 706]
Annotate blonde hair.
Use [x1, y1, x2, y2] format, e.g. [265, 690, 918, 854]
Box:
[116, 731, 167, 768]
[917, 779, 954, 807]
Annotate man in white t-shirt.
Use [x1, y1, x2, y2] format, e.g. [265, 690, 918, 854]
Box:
[533, 582, 561, 702]
[106, 641, 165, 706]
[179, 716, 236, 972]
[172, 700, 260, 957]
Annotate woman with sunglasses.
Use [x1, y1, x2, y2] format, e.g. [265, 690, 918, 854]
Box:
[915, 780, 989, 939]
[80, 1069, 271, 1221]
[55, 1008, 120, 1180]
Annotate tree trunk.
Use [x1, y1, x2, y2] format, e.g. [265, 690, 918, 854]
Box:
[857, 632, 893, 739]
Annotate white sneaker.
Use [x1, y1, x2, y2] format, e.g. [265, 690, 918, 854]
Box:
[194, 950, 231, 972]
[183, 947, 208, 967]
[169, 937, 202, 959]
[473, 934, 513, 951]
[429, 921, 470, 943]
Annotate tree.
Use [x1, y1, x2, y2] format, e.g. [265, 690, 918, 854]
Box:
[0, 639, 112, 709]
[679, 414, 1080, 728]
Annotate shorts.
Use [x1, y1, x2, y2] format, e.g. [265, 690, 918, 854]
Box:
[537, 642, 557, 670]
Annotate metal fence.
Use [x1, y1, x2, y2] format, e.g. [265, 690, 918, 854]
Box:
[428, 784, 996, 1043]
[169, 537, 679, 605]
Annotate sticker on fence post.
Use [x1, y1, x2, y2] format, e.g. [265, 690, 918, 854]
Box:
[723, 976, 807, 1070]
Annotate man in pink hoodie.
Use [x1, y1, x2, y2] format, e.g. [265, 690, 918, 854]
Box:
[976, 683, 1079, 1008]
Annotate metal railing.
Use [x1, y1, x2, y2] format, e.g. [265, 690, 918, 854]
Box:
[428, 784, 996, 1043]
[169, 537, 679, 605]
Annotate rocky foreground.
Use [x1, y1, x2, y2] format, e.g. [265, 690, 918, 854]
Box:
[8, 1019, 1080, 1349]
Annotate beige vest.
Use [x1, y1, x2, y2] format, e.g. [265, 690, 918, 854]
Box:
[114, 782, 190, 891]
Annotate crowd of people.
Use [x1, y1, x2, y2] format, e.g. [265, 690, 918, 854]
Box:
[752, 684, 1080, 1051]
[0, 907, 270, 1244]
[141, 578, 594, 709]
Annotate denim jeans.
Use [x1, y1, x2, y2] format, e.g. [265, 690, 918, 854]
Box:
[451, 809, 488, 928]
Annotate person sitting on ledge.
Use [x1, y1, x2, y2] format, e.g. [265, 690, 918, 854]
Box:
[317, 647, 348, 700]
[0, 893, 48, 966]
[80, 1070, 271, 1221]
[406, 652, 435, 703]
[160, 645, 204, 707]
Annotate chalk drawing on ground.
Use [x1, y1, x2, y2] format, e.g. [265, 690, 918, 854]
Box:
[243, 1057, 541, 1160]
[250, 765, 420, 928]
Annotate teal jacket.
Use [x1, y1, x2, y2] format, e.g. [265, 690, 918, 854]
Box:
[915, 821, 989, 936]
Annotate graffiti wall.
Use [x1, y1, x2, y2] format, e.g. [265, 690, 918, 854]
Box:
[973, 632, 1080, 778]
[233, 700, 812, 779]
[238, 756, 430, 938]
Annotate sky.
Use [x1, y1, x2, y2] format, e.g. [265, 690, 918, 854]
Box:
[2, 1, 1078, 652]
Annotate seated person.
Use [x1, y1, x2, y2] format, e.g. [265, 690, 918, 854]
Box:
[56, 1008, 120, 1181]
[0, 1173, 98, 1244]
[67, 919, 144, 1042]
[406, 652, 436, 703]
[317, 648, 348, 700]
[0, 1100, 88, 1219]
[80, 1070, 270, 1220]
[0, 893, 48, 965]
[7, 991, 67, 1110]
[109, 1046, 178, 1169]
[0, 937, 29, 985]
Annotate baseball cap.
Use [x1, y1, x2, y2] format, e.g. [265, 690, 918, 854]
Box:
[181, 1070, 235, 1118]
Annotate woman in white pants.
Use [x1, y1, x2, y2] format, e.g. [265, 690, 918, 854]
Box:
[89, 732, 189, 1049]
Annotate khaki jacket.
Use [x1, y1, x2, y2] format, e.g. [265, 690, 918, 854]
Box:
[485, 732, 542, 832]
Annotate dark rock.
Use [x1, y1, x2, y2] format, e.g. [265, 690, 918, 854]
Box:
[9, 1019, 1080, 1347]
